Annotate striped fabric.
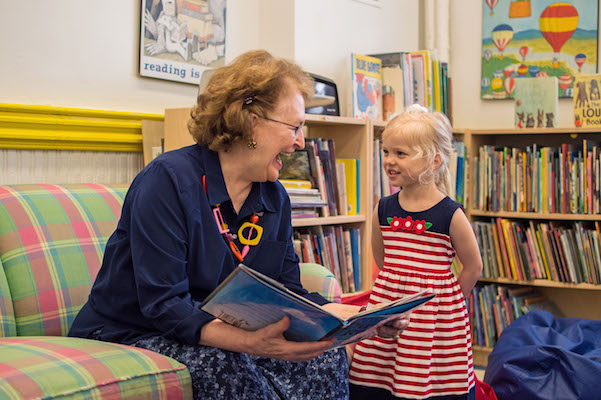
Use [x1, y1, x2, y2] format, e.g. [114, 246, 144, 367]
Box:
[299, 262, 342, 303]
[0, 257, 17, 337]
[349, 227, 475, 399]
[0, 184, 129, 337]
[0, 336, 192, 399]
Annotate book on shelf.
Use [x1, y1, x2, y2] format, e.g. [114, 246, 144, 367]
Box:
[335, 162, 349, 216]
[475, 218, 601, 284]
[201, 263, 435, 348]
[454, 141, 466, 205]
[381, 66, 404, 121]
[472, 140, 600, 214]
[469, 284, 559, 347]
[349, 228, 362, 290]
[573, 74, 601, 128]
[351, 53, 383, 120]
[337, 158, 360, 216]
[304, 139, 329, 217]
[513, 77, 558, 129]
[280, 179, 312, 189]
[294, 225, 362, 293]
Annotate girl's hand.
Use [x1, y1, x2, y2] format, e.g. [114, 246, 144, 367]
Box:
[366, 303, 411, 339]
[244, 316, 335, 362]
[375, 316, 409, 339]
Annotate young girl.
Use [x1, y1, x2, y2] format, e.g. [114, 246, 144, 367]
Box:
[349, 105, 483, 400]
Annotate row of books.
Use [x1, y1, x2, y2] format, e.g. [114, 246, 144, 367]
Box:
[469, 284, 561, 348]
[279, 137, 360, 218]
[472, 140, 601, 214]
[351, 50, 450, 122]
[474, 218, 601, 285]
[292, 226, 361, 294]
[371, 139, 467, 205]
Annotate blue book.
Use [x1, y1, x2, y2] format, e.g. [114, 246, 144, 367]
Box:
[202, 264, 435, 348]
[454, 141, 465, 205]
[349, 228, 361, 290]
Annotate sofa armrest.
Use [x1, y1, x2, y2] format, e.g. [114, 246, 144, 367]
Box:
[299, 263, 341, 304]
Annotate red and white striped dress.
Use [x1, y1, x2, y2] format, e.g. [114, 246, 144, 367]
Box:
[349, 195, 475, 399]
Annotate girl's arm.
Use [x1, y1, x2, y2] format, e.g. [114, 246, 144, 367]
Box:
[372, 202, 385, 270]
[449, 209, 483, 297]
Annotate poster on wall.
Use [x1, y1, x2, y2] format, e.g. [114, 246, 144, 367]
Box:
[481, 0, 598, 99]
[139, 0, 226, 85]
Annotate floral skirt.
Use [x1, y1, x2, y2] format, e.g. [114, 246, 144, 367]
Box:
[131, 336, 349, 400]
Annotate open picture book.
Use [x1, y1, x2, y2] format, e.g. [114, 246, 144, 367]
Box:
[201, 264, 436, 349]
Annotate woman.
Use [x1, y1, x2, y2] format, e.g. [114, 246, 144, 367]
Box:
[69, 50, 407, 399]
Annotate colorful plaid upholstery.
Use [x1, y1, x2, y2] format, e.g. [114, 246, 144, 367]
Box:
[0, 257, 17, 337]
[0, 336, 192, 399]
[0, 184, 129, 337]
[299, 263, 342, 303]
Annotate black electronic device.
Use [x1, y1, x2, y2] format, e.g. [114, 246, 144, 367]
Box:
[305, 73, 340, 116]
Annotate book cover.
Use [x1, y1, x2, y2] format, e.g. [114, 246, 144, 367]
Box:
[279, 150, 312, 181]
[382, 66, 405, 120]
[368, 51, 408, 118]
[573, 74, 601, 128]
[351, 53, 383, 120]
[513, 77, 559, 128]
[202, 264, 435, 348]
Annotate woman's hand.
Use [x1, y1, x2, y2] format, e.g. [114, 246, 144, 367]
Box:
[244, 317, 335, 362]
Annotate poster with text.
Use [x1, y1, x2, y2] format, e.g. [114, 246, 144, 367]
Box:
[139, 0, 226, 85]
[481, 0, 598, 99]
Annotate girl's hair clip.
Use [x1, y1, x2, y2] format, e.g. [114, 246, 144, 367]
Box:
[243, 95, 256, 106]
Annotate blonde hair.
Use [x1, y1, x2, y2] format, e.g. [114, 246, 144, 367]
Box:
[382, 104, 454, 195]
[188, 50, 314, 152]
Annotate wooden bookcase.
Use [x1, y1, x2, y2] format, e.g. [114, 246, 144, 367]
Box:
[162, 109, 377, 292]
[461, 127, 601, 366]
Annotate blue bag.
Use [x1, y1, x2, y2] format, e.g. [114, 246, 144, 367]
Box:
[484, 310, 601, 400]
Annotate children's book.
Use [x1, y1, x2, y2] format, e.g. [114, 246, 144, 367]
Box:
[201, 264, 435, 349]
[573, 74, 601, 128]
[513, 77, 558, 129]
[351, 53, 383, 120]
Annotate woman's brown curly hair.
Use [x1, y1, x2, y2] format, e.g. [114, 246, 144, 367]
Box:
[188, 50, 315, 152]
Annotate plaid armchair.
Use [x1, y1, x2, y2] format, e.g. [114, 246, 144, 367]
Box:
[0, 184, 340, 399]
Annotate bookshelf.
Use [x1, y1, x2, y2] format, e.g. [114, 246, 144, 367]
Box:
[162, 109, 376, 292]
[462, 127, 601, 366]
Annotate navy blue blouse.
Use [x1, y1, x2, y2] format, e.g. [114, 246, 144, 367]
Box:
[69, 145, 327, 346]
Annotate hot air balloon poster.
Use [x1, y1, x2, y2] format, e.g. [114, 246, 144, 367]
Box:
[481, 0, 598, 100]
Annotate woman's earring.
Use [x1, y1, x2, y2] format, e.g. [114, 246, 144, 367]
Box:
[247, 139, 257, 149]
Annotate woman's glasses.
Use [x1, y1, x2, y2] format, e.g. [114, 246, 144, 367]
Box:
[258, 115, 304, 137]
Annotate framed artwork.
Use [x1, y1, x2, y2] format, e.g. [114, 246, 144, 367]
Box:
[481, 0, 598, 99]
[139, 0, 226, 85]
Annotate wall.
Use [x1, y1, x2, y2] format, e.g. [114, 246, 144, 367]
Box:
[0, 0, 418, 116]
[294, 0, 419, 116]
[450, 0, 601, 129]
